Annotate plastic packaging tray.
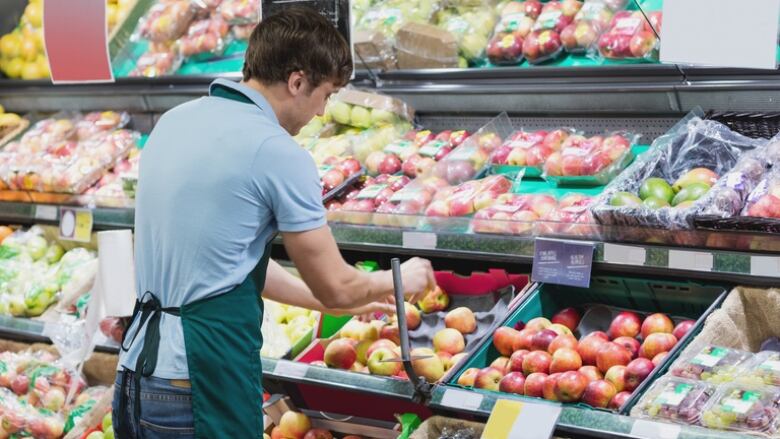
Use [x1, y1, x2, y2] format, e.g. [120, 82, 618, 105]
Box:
[701, 383, 780, 435]
[631, 377, 716, 426]
[669, 345, 754, 384]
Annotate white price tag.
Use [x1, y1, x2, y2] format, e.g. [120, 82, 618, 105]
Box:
[630, 419, 681, 439]
[668, 250, 713, 272]
[751, 256, 780, 277]
[603, 243, 646, 266]
[440, 388, 483, 411]
[402, 232, 437, 250]
[59, 207, 93, 242]
[660, 0, 780, 69]
[34, 205, 58, 221]
[273, 360, 308, 379]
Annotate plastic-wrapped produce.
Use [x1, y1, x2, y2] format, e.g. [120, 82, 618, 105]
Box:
[130, 43, 183, 77]
[179, 15, 231, 58]
[701, 383, 780, 435]
[485, 0, 542, 65]
[670, 345, 753, 384]
[471, 192, 557, 235]
[75, 111, 130, 141]
[491, 128, 575, 177]
[522, 0, 582, 64]
[139, 0, 196, 42]
[424, 174, 512, 218]
[403, 130, 469, 178]
[631, 377, 716, 425]
[438, 6, 497, 65]
[561, 0, 624, 53]
[543, 131, 639, 187]
[594, 8, 662, 61]
[592, 111, 766, 230]
[218, 0, 260, 25]
[325, 87, 415, 128]
[538, 193, 599, 238]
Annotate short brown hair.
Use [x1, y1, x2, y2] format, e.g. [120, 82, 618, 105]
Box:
[243, 7, 353, 87]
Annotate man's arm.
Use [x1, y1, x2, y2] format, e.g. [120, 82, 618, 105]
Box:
[263, 259, 395, 315]
[281, 225, 434, 310]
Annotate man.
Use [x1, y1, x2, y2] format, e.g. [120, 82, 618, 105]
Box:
[113, 8, 435, 438]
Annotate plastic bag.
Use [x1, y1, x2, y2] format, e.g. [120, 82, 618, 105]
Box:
[594, 8, 662, 61]
[486, 0, 542, 65]
[522, 0, 582, 64]
[130, 43, 183, 77]
[471, 192, 556, 235]
[325, 87, 415, 129]
[179, 15, 230, 58]
[402, 130, 470, 178]
[424, 174, 512, 218]
[333, 174, 412, 225]
[543, 131, 639, 187]
[218, 0, 260, 24]
[696, 146, 769, 220]
[438, 7, 497, 65]
[538, 193, 599, 238]
[491, 128, 575, 177]
[592, 111, 766, 230]
[232, 22, 256, 40]
[139, 0, 196, 42]
[561, 0, 622, 54]
[372, 176, 444, 228]
[741, 168, 780, 219]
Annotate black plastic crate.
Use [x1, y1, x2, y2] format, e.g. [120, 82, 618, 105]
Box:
[705, 111, 780, 140]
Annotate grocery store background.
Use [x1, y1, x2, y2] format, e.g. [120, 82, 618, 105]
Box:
[0, 0, 779, 438]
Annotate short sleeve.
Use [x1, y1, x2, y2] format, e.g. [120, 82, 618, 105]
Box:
[252, 135, 326, 232]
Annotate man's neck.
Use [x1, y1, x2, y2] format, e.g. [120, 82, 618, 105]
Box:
[241, 78, 291, 133]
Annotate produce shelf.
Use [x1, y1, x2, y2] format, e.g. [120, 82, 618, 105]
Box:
[0, 314, 120, 354]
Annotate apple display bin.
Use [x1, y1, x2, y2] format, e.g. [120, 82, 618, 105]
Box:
[592, 110, 767, 231]
[444, 275, 728, 415]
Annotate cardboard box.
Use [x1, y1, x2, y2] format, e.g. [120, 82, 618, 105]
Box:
[396, 23, 459, 70]
[354, 30, 398, 71]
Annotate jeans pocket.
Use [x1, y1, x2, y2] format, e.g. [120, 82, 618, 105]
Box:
[139, 383, 195, 436]
[139, 419, 196, 437]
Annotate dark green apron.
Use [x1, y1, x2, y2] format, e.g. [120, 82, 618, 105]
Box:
[119, 85, 273, 437]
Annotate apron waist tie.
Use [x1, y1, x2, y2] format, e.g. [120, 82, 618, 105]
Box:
[118, 291, 181, 437]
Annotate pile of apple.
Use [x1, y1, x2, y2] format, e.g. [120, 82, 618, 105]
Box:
[82, 413, 115, 439]
[330, 174, 412, 223]
[491, 129, 573, 169]
[268, 410, 366, 439]
[472, 193, 558, 234]
[743, 174, 780, 219]
[432, 132, 503, 185]
[457, 307, 695, 410]
[364, 130, 442, 177]
[597, 10, 662, 60]
[537, 193, 598, 237]
[561, 0, 621, 53]
[401, 130, 471, 178]
[609, 168, 719, 210]
[262, 299, 320, 359]
[424, 175, 512, 218]
[543, 133, 632, 178]
[319, 156, 362, 195]
[486, 0, 543, 65]
[438, 9, 497, 64]
[325, 100, 401, 130]
[523, 0, 583, 64]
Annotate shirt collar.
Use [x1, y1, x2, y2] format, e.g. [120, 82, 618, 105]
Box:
[209, 78, 280, 125]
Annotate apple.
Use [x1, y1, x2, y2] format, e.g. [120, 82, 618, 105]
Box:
[411, 348, 445, 383]
[652, 352, 668, 367]
[609, 391, 632, 410]
[608, 311, 642, 339]
[596, 342, 632, 373]
[321, 169, 345, 192]
[604, 365, 627, 392]
[543, 373, 562, 401]
[377, 154, 402, 175]
[577, 334, 608, 366]
[555, 371, 588, 402]
[402, 302, 421, 330]
[526, 317, 552, 332]
[42, 387, 65, 412]
[629, 31, 656, 58]
[380, 324, 400, 345]
[550, 348, 583, 373]
[338, 158, 361, 177]
[340, 320, 378, 341]
[279, 412, 311, 439]
[672, 320, 695, 340]
[367, 348, 402, 376]
[493, 327, 522, 356]
[491, 356, 511, 374]
[526, 144, 553, 167]
[303, 429, 334, 439]
[624, 358, 654, 391]
[355, 340, 372, 365]
[365, 151, 386, 175]
[324, 339, 357, 369]
[613, 336, 640, 359]
[582, 379, 617, 408]
[579, 365, 603, 383]
[524, 372, 548, 398]
[523, 350, 552, 375]
[531, 329, 559, 352]
[11, 374, 29, 396]
[639, 333, 677, 360]
[443, 307, 477, 336]
[548, 334, 579, 354]
[548, 323, 573, 336]
[417, 286, 449, 313]
[498, 371, 527, 395]
[640, 313, 674, 339]
[551, 307, 581, 332]
[514, 329, 538, 352]
[474, 367, 504, 391]
[509, 349, 530, 373]
[458, 367, 480, 387]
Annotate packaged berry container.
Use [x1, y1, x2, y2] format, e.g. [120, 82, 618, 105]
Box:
[701, 383, 780, 434]
[632, 377, 715, 425]
[670, 345, 753, 384]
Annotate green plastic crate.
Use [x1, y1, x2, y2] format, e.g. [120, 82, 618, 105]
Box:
[446, 275, 728, 414]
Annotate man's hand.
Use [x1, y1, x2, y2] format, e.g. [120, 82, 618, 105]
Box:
[400, 257, 436, 304]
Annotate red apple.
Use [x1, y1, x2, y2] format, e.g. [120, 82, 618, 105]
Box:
[582, 379, 617, 408]
[303, 429, 333, 439]
[324, 339, 357, 369]
[524, 372, 548, 398]
[609, 391, 632, 410]
[596, 342, 632, 373]
[652, 352, 669, 367]
[555, 371, 588, 402]
[608, 311, 642, 339]
[578, 334, 608, 366]
[629, 31, 656, 58]
[526, 317, 552, 332]
[509, 349, 530, 373]
[551, 307, 581, 332]
[380, 324, 400, 345]
[548, 334, 579, 354]
[404, 302, 421, 330]
[526, 144, 553, 167]
[613, 336, 640, 359]
[579, 365, 603, 383]
[499, 372, 527, 395]
[640, 313, 674, 339]
[523, 351, 552, 375]
[625, 358, 654, 392]
[366, 339, 397, 360]
[493, 327, 522, 356]
[458, 367, 480, 387]
[550, 348, 583, 373]
[531, 329, 559, 352]
[378, 154, 402, 175]
[321, 169, 345, 192]
[514, 328, 538, 351]
[338, 158, 361, 177]
[279, 412, 311, 439]
[475, 367, 504, 391]
[543, 373, 562, 401]
[672, 320, 695, 340]
[365, 151, 386, 175]
[491, 356, 511, 374]
[604, 365, 627, 392]
[639, 333, 677, 360]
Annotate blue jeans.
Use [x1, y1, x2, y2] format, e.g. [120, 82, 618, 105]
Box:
[112, 371, 195, 439]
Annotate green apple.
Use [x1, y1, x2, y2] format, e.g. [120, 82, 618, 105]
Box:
[350, 105, 371, 128]
[329, 101, 352, 125]
[370, 108, 395, 126]
[367, 347, 401, 376]
[104, 428, 115, 439]
[45, 244, 64, 264]
[26, 235, 48, 261]
[298, 117, 324, 138]
[8, 296, 25, 316]
[102, 412, 113, 431]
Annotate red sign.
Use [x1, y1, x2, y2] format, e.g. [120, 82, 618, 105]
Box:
[43, 0, 114, 83]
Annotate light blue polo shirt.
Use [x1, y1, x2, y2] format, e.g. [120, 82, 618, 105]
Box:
[118, 78, 326, 379]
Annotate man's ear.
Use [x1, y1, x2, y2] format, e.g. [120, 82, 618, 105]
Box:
[288, 71, 306, 97]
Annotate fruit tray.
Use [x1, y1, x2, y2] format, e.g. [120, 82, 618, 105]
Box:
[445, 275, 727, 414]
[630, 377, 717, 426]
[322, 166, 365, 203]
[544, 146, 635, 188]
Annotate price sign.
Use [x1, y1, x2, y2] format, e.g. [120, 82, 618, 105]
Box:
[603, 243, 646, 266]
[59, 208, 93, 242]
[402, 232, 437, 250]
[532, 238, 595, 288]
[668, 250, 713, 272]
[751, 256, 780, 277]
[440, 388, 483, 412]
[34, 205, 58, 222]
[630, 419, 681, 439]
[43, 0, 114, 83]
[482, 399, 561, 439]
